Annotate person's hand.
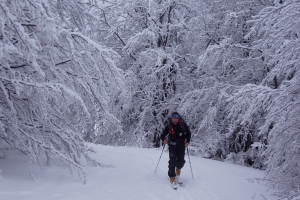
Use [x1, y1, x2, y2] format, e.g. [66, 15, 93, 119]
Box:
[185, 142, 189, 147]
[163, 139, 168, 145]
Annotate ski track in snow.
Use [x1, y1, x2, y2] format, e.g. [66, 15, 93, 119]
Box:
[159, 163, 195, 200]
[0, 144, 277, 200]
[176, 186, 194, 200]
[157, 149, 215, 200]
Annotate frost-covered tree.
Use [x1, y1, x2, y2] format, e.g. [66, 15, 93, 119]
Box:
[119, 0, 198, 147]
[87, 0, 197, 147]
[200, 0, 300, 197]
[0, 0, 123, 183]
[244, 0, 300, 197]
[177, 0, 272, 158]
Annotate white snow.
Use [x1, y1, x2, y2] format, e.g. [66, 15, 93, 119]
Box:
[0, 144, 277, 200]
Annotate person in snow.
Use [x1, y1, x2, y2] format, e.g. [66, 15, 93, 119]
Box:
[160, 112, 191, 184]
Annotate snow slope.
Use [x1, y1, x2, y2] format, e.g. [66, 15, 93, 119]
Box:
[0, 144, 277, 200]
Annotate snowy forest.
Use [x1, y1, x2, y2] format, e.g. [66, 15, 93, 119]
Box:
[0, 0, 299, 199]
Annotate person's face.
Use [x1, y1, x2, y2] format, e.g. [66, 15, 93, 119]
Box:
[171, 118, 179, 124]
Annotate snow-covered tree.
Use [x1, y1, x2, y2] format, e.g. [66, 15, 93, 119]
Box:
[176, 0, 271, 158]
[244, 0, 300, 197]
[0, 0, 123, 183]
[118, 0, 199, 147]
[174, 0, 300, 197]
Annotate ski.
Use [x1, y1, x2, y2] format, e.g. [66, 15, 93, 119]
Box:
[176, 177, 185, 187]
[171, 182, 179, 190]
[178, 181, 186, 187]
[168, 177, 180, 190]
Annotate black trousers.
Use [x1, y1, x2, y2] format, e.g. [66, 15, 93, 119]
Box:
[168, 142, 186, 177]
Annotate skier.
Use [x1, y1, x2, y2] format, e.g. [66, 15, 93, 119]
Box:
[161, 112, 191, 188]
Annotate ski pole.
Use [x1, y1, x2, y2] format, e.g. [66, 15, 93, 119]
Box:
[154, 144, 165, 174]
[187, 147, 194, 179]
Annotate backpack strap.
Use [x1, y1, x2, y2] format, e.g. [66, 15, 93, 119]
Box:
[169, 124, 175, 139]
[178, 120, 185, 134]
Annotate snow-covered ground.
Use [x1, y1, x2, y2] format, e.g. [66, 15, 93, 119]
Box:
[0, 144, 277, 200]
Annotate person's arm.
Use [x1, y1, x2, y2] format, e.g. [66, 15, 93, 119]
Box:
[161, 125, 169, 144]
[184, 122, 191, 146]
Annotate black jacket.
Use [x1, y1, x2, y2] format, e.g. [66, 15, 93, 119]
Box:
[161, 121, 191, 143]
